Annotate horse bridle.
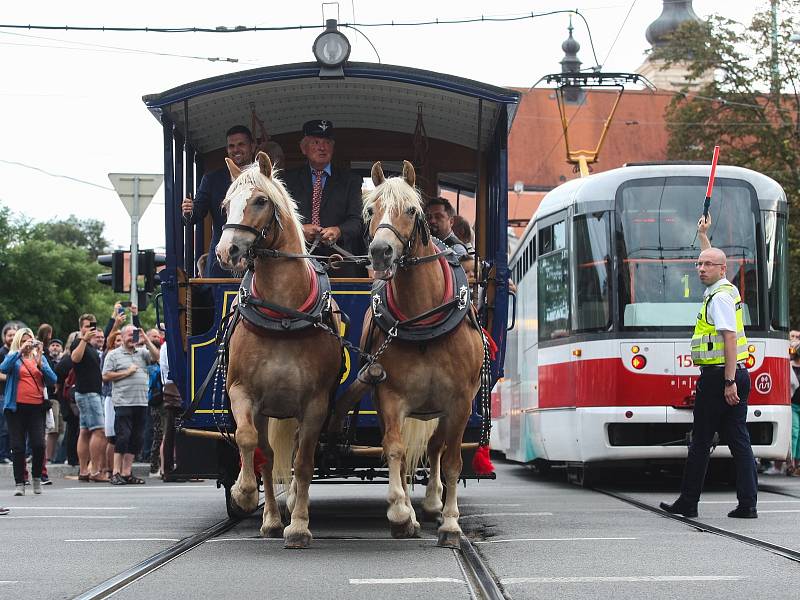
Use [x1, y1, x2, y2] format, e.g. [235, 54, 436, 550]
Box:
[371, 211, 449, 268]
[221, 202, 283, 263]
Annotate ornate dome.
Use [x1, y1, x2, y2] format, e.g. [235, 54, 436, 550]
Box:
[560, 22, 582, 73]
[646, 0, 701, 48]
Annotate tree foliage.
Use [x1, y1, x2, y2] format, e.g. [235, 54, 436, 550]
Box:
[0, 204, 155, 339]
[651, 2, 800, 327]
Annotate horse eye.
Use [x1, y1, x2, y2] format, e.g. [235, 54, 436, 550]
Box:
[405, 207, 416, 216]
[254, 196, 268, 206]
[366, 207, 373, 216]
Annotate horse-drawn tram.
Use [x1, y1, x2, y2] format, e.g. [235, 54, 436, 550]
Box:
[143, 53, 518, 545]
[494, 163, 791, 484]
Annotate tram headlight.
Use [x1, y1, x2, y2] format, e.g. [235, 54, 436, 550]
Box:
[631, 345, 640, 354]
[748, 344, 756, 353]
[631, 355, 647, 370]
[745, 354, 756, 369]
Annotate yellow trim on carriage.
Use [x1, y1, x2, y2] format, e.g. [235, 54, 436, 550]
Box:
[189, 290, 238, 401]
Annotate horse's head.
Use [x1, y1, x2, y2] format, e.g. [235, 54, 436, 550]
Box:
[216, 151, 302, 271]
[363, 161, 429, 280]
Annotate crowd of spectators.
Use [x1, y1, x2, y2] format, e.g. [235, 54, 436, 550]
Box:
[1, 303, 171, 514]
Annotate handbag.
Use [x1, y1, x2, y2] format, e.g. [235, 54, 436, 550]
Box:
[162, 382, 183, 409]
[45, 408, 55, 430]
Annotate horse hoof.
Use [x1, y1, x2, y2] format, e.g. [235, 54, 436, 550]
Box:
[230, 486, 258, 514]
[437, 529, 461, 548]
[260, 525, 284, 538]
[284, 530, 313, 549]
[390, 519, 420, 539]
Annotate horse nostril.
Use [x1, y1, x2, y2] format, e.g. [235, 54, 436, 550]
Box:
[229, 244, 240, 258]
[382, 245, 393, 259]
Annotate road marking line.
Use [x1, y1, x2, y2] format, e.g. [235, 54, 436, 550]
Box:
[65, 538, 180, 542]
[206, 537, 435, 543]
[460, 503, 522, 507]
[755, 509, 800, 513]
[350, 578, 464, 585]
[501, 576, 745, 584]
[63, 485, 213, 490]
[2, 516, 128, 519]
[4, 506, 136, 510]
[0, 582, 20, 584]
[700, 500, 800, 504]
[460, 512, 553, 518]
[475, 537, 637, 544]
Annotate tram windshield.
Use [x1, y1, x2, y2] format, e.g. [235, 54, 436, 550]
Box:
[616, 177, 760, 330]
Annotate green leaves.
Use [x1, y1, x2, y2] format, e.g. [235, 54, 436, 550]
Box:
[0, 205, 121, 338]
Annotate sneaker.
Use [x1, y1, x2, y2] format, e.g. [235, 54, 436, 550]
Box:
[13, 484, 24, 496]
[40, 474, 52, 486]
[0, 457, 10, 464]
[23, 480, 30, 486]
[0, 506, 8, 515]
[32, 478, 42, 495]
[763, 466, 783, 475]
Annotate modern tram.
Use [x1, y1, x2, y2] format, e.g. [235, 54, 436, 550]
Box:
[493, 164, 792, 481]
[143, 58, 518, 502]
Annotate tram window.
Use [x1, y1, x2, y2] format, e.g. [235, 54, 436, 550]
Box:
[539, 221, 566, 255]
[765, 211, 789, 330]
[617, 178, 760, 329]
[573, 213, 611, 331]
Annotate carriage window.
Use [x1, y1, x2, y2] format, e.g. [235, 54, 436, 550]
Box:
[617, 178, 760, 329]
[573, 213, 611, 331]
[538, 219, 569, 341]
[764, 211, 789, 330]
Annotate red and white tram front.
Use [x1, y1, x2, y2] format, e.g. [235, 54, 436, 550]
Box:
[497, 164, 791, 467]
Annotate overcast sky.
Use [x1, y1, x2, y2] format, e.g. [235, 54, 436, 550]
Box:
[0, 1, 762, 249]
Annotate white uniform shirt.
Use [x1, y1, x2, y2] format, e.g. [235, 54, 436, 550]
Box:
[703, 277, 737, 333]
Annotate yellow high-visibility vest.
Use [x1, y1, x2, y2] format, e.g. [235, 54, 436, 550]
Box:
[691, 283, 748, 366]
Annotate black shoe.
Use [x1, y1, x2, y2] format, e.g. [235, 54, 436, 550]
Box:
[727, 506, 758, 519]
[659, 500, 698, 518]
[40, 474, 52, 485]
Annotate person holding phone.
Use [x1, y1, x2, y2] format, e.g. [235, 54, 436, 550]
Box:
[1, 328, 57, 495]
[70, 313, 108, 482]
[102, 325, 160, 485]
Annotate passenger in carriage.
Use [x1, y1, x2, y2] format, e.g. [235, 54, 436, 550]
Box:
[181, 125, 257, 278]
[282, 119, 367, 277]
[424, 197, 468, 259]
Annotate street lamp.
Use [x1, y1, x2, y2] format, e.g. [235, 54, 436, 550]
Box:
[108, 173, 163, 306]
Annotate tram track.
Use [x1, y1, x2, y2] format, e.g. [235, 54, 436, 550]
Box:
[758, 482, 800, 500]
[72, 504, 263, 600]
[594, 488, 800, 564]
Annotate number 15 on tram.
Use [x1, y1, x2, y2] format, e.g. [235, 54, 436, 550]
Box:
[493, 163, 791, 475]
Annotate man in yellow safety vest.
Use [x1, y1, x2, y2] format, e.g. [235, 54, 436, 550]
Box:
[661, 215, 758, 519]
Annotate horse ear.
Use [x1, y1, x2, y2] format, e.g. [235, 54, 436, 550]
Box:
[256, 151, 273, 179]
[225, 158, 242, 180]
[402, 160, 416, 188]
[371, 162, 386, 187]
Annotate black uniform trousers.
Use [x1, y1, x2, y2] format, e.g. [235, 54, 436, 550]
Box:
[679, 366, 757, 509]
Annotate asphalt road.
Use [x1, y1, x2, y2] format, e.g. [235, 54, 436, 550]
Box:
[2, 461, 799, 600]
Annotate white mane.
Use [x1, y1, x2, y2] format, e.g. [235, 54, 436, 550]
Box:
[224, 163, 305, 245]
[362, 176, 423, 222]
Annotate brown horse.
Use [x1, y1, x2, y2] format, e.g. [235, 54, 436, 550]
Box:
[215, 151, 342, 549]
[340, 161, 484, 547]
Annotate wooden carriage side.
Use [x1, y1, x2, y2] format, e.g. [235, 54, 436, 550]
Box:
[143, 61, 519, 482]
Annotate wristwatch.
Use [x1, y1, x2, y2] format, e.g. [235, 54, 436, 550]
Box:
[724, 379, 736, 387]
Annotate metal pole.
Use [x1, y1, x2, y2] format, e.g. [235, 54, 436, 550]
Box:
[130, 176, 140, 306]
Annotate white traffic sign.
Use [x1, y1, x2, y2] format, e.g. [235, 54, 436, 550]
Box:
[108, 173, 163, 218]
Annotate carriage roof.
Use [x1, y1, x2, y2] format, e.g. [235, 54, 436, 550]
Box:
[143, 62, 520, 155]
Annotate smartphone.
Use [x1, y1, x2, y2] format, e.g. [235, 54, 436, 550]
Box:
[89, 321, 97, 330]
[132, 329, 140, 343]
[117, 307, 125, 315]
[121, 301, 132, 307]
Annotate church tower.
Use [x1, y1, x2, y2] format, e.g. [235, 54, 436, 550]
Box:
[635, 0, 713, 90]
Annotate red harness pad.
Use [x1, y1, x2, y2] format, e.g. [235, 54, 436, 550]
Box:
[385, 256, 454, 327]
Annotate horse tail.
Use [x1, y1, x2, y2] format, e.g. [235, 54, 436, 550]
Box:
[268, 417, 297, 488]
[401, 417, 439, 484]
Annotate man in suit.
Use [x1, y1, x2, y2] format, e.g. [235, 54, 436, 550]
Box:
[283, 119, 366, 277]
[181, 125, 256, 277]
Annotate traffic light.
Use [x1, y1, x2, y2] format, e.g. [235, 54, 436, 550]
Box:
[137, 250, 166, 292]
[96, 251, 126, 292]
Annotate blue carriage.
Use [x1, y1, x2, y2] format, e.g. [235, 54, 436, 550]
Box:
[143, 56, 519, 508]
